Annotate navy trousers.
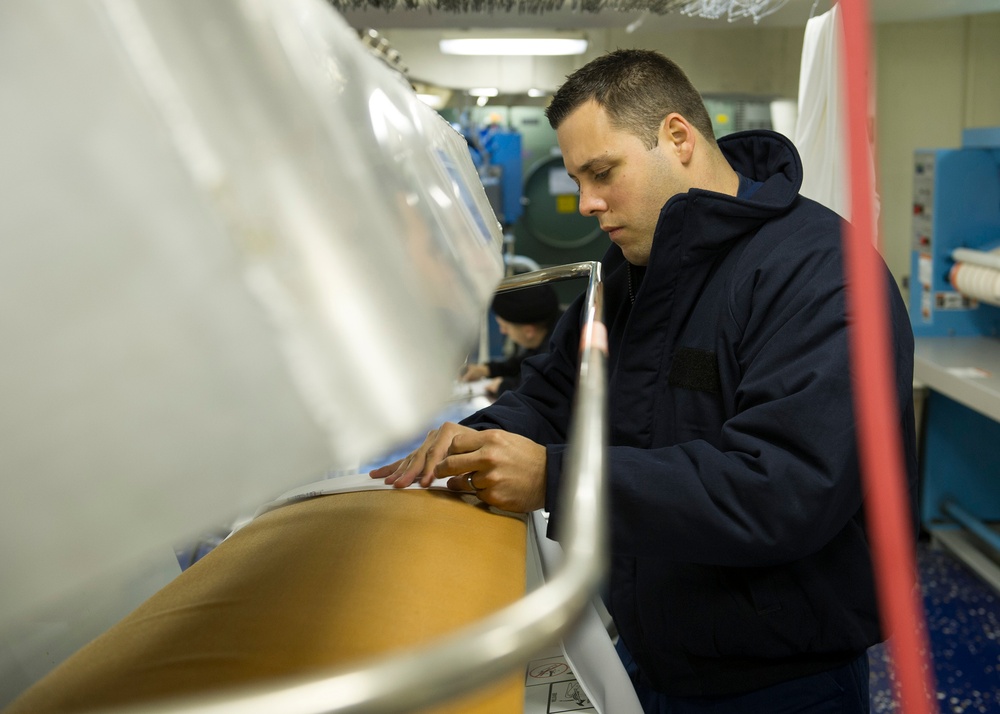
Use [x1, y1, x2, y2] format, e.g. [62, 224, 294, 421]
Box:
[616, 640, 871, 714]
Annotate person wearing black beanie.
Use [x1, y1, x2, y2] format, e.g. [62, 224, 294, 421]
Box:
[460, 284, 562, 397]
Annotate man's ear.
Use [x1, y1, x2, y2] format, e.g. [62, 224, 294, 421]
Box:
[660, 113, 696, 165]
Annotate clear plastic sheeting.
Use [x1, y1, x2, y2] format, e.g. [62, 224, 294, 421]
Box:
[0, 0, 502, 634]
[679, 0, 791, 23]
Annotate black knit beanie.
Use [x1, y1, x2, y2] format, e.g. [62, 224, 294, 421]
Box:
[491, 284, 560, 325]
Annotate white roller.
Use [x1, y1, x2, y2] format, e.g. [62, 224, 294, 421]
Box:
[952, 247, 1000, 272]
[949, 258, 1000, 307]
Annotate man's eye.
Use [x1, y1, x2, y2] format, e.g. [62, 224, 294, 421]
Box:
[594, 169, 610, 181]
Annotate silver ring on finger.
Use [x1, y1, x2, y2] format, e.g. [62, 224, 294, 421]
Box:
[465, 473, 480, 492]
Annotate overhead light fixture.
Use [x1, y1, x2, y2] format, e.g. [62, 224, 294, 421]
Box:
[468, 87, 499, 97]
[527, 88, 547, 98]
[476, 96, 489, 107]
[440, 38, 588, 56]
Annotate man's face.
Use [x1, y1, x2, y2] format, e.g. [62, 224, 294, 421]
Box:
[556, 100, 685, 266]
[495, 316, 535, 349]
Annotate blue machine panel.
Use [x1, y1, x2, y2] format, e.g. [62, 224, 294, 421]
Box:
[920, 391, 1000, 525]
[913, 131, 1000, 541]
[909, 147, 1000, 337]
[485, 131, 524, 227]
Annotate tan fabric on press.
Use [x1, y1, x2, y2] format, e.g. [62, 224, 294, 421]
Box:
[5, 489, 528, 714]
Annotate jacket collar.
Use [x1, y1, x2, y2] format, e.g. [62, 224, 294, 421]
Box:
[648, 130, 804, 265]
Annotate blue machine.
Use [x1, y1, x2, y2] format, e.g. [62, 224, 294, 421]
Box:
[910, 127, 1000, 337]
[912, 129, 1000, 573]
[483, 128, 524, 227]
[465, 124, 524, 229]
[465, 123, 530, 361]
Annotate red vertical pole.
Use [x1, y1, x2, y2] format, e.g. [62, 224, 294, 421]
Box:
[838, 1, 937, 712]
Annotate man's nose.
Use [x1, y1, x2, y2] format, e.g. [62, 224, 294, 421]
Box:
[578, 189, 606, 216]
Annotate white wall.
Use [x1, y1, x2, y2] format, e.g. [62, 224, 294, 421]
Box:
[876, 13, 1000, 293]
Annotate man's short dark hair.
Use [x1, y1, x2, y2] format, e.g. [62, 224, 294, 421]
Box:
[545, 49, 717, 150]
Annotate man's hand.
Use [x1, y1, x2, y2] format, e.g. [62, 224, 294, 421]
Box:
[369, 422, 546, 513]
[484, 377, 503, 397]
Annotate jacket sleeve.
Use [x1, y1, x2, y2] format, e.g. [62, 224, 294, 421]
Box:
[486, 353, 523, 379]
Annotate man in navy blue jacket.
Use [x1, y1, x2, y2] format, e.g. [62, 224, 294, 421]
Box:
[373, 49, 917, 713]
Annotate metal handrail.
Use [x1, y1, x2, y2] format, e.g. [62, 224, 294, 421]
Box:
[116, 261, 607, 714]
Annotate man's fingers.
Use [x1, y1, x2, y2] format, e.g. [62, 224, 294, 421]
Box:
[368, 423, 476, 489]
[434, 451, 483, 480]
[369, 459, 402, 480]
[446, 472, 477, 493]
[446, 429, 492, 456]
[418, 438, 457, 487]
[374, 449, 428, 488]
[387, 453, 422, 487]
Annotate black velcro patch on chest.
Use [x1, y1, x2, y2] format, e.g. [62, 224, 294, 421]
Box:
[668, 347, 721, 394]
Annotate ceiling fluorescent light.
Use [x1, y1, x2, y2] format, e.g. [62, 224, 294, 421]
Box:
[468, 87, 499, 97]
[440, 38, 588, 56]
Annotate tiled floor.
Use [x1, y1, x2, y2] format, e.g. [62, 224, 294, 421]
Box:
[870, 538, 1000, 713]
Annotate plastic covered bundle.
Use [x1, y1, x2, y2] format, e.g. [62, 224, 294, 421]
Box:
[0, 0, 502, 637]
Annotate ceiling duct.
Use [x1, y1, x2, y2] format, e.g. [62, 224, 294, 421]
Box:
[328, 0, 695, 16]
[328, 0, 793, 22]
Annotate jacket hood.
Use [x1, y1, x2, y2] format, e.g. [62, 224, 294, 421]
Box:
[650, 130, 804, 264]
[717, 129, 803, 208]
